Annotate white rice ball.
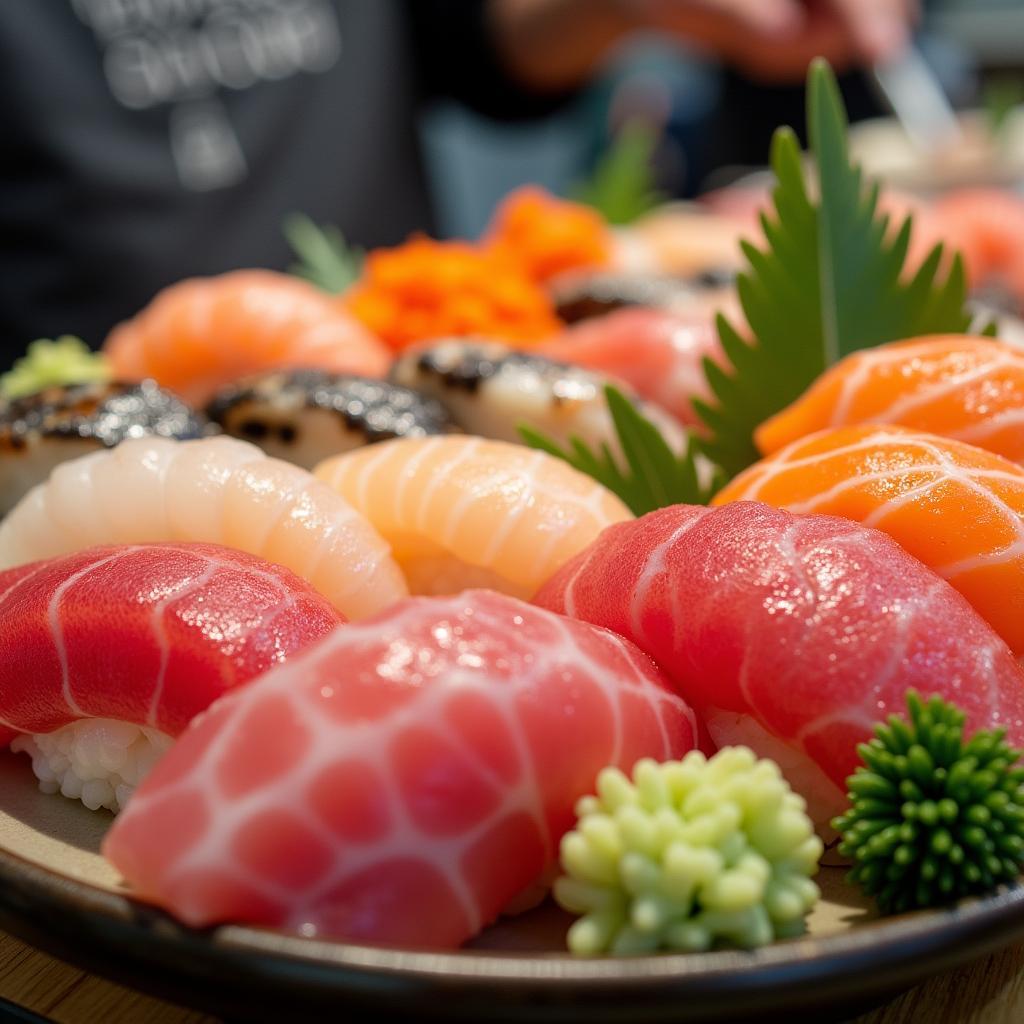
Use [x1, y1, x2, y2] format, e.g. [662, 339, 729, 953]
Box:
[11, 719, 174, 813]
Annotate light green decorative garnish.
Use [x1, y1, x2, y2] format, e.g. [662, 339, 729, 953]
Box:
[694, 59, 983, 478]
[520, 385, 721, 516]
[1, 337, 111, 400]
[554, 748, 823, 955]
[284, 213, 364, 294]
[571, 118, 665, 226]
[833, 692, 1024, 915]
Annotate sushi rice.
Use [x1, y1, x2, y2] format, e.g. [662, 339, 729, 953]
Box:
[11, 719, 173, 813]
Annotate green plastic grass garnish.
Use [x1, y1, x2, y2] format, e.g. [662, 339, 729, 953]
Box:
[571, 118, 665, 226]
[284, 213, 364, 294]
[832, 692, 1024, 915]
[520, 385, 721, 515]
[694, 59, 982, 478]
[1, 337, 111, 400]
[554, 748, 823, 955]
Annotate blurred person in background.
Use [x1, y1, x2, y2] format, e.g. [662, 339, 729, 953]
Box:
[0, 0, 913, 357]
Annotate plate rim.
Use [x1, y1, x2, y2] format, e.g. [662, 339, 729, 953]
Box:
[3, 839, 1024, 1022]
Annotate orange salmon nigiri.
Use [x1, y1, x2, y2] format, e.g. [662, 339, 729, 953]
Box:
[715, 425, 1024, 655]
[315, 436, 632, 599]
[105, 270, 391, 405]
[756, 336, 1024, 464]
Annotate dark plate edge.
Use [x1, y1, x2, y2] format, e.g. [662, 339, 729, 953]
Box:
[2, 846, 1024, 1023]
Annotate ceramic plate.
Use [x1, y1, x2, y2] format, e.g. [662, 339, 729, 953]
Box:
[2, 752, 1023, 1023]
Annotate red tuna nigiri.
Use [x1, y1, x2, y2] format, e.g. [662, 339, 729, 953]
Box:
[535, 503, 1024, 824]
[104, 589, 697, 948]
[0, 543, 344, 746]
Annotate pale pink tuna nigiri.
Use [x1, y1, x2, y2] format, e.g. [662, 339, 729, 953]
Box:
[535, 502, 1024, 824]
[104, 590, 698, 948]
[539, 307, 726, 426]
[1, 543, 344, 812]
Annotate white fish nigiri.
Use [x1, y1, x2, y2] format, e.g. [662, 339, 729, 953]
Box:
[390, 338, 690, 457]
[0, 436, 407, 619]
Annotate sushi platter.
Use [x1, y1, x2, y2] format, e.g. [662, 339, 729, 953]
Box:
[4, 61, 1024, 1022]
[3, 751, 1024, 1023]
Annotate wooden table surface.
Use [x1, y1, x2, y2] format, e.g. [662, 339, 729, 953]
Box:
[3, 932, 1024, 1024]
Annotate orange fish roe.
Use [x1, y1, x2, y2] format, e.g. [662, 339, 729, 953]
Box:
[344, 236, 562, 352]
[485, 186, 613, 284]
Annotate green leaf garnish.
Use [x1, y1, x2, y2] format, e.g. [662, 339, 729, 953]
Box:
[284, 213, 364, 294]
[571, 118, 665, 226]
[696, 59, 978, 479]
[833, 691, 1024, 915]
[982, 78, 1024, 140]
[1, 337, 111, 400]
[520, 385, 722, 515]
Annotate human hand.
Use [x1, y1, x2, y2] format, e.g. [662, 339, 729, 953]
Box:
[634, 0, 918, 81]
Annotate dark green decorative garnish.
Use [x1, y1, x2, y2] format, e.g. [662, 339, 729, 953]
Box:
[695, 59, 982, 478]
[526, 61, 987, 503]
[284, 213, 364, 294]
[520, 385, 721, 516]
[572, 118, 665, 226]
[982, 78, 1024, 139]
[833, 692, 1024, 915]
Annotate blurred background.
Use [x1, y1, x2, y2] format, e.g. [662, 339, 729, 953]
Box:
[5, 0, 1024, 357]
[424, 0, 1024, 237]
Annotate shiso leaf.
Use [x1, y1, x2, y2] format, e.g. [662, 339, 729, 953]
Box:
[1, 337, 111, 400]
[555, 748, 823, 954]
[520, 385, 722, 516]
[284, 213, 364, 294]
[696, 59, 979, 479]
[833, 691, 1024, 915]
[571, 118, 666, 226]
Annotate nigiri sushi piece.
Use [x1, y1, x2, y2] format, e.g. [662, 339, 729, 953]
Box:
[390, 338, 688, 455]
[539, 307, 726, 427]
[549, 269, 734, 324]
[104, 589, 698, 947]
[104, 270, 391, 405]
[756, 336, 1024, 464]
[1, 542, 344, 811]
[0, 436, 407, 620]
[715, 426, 1024, 656]
[614, 205, 744, 278]
[932, 189, 1024, 312]
[315, 436, 631, 599]
[535, 502, 1024, 825]
[0, 380, 209, 517]
[206, 370, 458, 471]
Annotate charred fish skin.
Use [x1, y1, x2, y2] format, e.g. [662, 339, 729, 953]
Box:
[0, 379, 208, 450]
[0, 380, 209, 516]
[205, 370, 458, 470]
[405, 341, 600, 403]
[391, 338, 689, 457]
[551, 270, 735, 323]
